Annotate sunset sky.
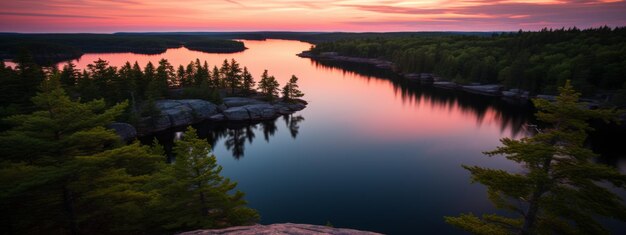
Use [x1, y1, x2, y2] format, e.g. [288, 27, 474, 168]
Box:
[1, 0, 625, 32]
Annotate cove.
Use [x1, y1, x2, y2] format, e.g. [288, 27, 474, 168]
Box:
[43, 39, 624, 234]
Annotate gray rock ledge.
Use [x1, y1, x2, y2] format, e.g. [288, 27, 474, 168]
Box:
[137, 98, 307, 135]
[177, 223, 381, 235]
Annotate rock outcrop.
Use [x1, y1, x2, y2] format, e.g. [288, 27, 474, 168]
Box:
[139, 99, 219, 133]
[137, 98, 307, 135]
[178, 223, 381, 235]
[107, 122, 137, 141]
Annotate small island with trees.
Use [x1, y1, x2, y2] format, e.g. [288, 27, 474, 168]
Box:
[0, 55, 308, 139]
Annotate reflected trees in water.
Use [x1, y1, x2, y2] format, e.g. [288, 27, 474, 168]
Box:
[144, 114, 305, 160]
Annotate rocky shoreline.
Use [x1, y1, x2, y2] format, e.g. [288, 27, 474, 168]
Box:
[178, 223, 381, 235]
[109, 97, 307, 140]
[298, 51, 547, 101]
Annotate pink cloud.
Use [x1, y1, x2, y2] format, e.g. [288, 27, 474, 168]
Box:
[0, 0, 624, 32]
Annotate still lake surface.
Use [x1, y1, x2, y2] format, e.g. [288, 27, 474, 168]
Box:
[40, 39, 624, 234]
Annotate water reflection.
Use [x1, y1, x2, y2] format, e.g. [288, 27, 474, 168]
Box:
[143, 114, 305, 160]
[310, 59, 534, 138]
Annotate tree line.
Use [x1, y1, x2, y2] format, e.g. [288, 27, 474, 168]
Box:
[0, 34, 246, 64]
[0, 55, 304, 130]
[311, 26, 626, 105]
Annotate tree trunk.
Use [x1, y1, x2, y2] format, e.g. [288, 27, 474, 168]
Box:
[62, 186, 78, 235]
[520, 190, 542, 235]
[520, 156, 552, 235]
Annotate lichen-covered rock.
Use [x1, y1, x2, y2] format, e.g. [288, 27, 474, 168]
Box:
[138, 98, 307, 135]
[223, 97, 265, 107]
[178, 223, 381, 235]
[160, 104, 194, 127]
[209, 114, 225, 121]
[178, 99, 219, 119]
[223, 106, 250, 120]
[245, 104, 278, 120]
[152, 113, 172, 132]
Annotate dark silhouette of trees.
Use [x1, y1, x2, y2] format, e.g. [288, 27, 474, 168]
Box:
[258, 70, 280, 101]
[445, 81, 625, 234]
[312, 26, 626, 99]
[0, 78, 258, 234]
[282, 75, 304, 102]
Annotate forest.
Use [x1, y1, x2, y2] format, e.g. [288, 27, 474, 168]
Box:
[0, 50, 310, 234]
[0, 31, 489, 65]
[0, 52, 305, 133]
[0, 34, 246, 64]
[310, 27, 626, 105]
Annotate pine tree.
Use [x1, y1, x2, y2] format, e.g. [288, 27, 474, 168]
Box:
[176, 65, 185, 87]
[226, 59, 242, 94]
[154, 59, 174, 95]
[281, 75, 304, 102]
[211, 66, 222, 89]
[0, 77, 165, 234]
[219, 59, 230, 89]
[151, 127, 258, 231]
[445, 81, 626, 235]
[59, 62, 78, 91]
[241, 67, 255, 95]
[257, 70, 280, 101]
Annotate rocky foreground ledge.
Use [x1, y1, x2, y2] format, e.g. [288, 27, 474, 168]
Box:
[178, 223, 381, 235]
[109, 97, 307, 140]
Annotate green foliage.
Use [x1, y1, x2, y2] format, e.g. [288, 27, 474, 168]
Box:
[312, 27, 626, 98]
[282, 75, 304, 102]
[445, 81, 626, 234]
[258, 70, 280, 101]
[0, 78, 163, 234]
[184, 39, 246, 53]
[0, 77, 257, 234]
[241, 67, 256, 95]
[0, 34, 246, 65]
[225, 59, 242, 94]
[149, 127, 259, 232]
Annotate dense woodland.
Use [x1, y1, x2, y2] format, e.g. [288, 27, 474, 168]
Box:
[0, 54, 302, 130]
[311, 27, 626, 105]
[0, 34, 246, 64]
[0, 55, 308, 234]
[0, 78, 259, 234]
[0, 31, 489, 65]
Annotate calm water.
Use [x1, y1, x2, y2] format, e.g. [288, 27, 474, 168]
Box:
[37, 40, 624, 234]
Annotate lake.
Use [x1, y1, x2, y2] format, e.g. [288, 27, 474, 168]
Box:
[34, 39, 624, 234]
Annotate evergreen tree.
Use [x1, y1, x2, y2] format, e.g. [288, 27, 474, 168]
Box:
[59, 62, 79, 91]
[445, 81, 625, 235]
[176, 65, 186, 87]
[0, 77, 165, 234]
[257, 70, 280, 101]
[226, 59, 242, 94]
[184, 61, 196, 87]
[11, 50, 44, 111]
[281, 75, 304, 101]
[157, 59, 174, 86]
[131, 62, 145, 98]
[241, 67, 255, 95]
[219, 59, 230, 89]
[211, 66, 222, 89]
[150, 127, 258, 231]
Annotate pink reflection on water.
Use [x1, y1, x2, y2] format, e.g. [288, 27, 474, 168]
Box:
[5, 39, 528, 143]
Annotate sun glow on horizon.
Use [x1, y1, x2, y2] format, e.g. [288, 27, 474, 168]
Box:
[0, 0, 624, 32]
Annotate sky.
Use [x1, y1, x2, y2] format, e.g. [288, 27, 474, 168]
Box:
[0, 0, 625, 32]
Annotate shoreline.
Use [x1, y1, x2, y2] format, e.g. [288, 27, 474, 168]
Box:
[110, 97, 307, 141]
[297, 51, 581, 103]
